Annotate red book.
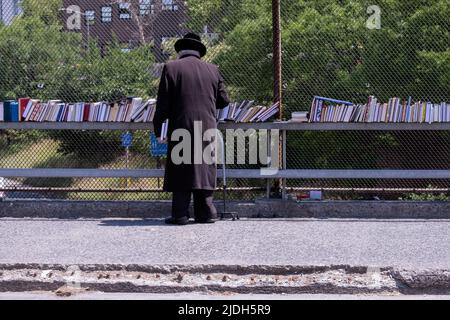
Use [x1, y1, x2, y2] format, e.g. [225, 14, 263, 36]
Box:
[18, 97, 31, 121]
[29, 103, 41, 122]
[83, 104, 90, 122]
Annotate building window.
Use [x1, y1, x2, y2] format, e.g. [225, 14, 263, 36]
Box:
[101, 6, 112, 23]
[85, 10, 95, 25]
[139, 0, 154, 15]
[119, 3, 131, 19]
[1, 0, 22, 24]
[162, 0, 178, 11]
[119, 2, 131, 19]
[13, 0, 21, 15]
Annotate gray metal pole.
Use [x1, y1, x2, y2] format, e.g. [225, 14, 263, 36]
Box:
[272, 0, 282, 112]
[272, 0, 283, 198]
[282, 129, 287, 200]
[217, 130, 238, 220]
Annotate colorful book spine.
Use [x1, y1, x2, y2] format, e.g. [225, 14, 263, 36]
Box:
[309, 97, 449, 123]
[3, 101, 19, 122]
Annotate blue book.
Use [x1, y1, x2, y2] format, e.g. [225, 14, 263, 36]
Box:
[56, 104, 65, 122]
[314, 96, 354, 106]
[4, 101, 20, 122]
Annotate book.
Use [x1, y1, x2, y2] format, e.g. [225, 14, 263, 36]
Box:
[4, 101, 19, 122]
[83, 103, 91, 122]
[23, 99, 40, 121]
[131, 99, 156, 123]
[290, 112, 309, 123]
[249, 107, 267, 122]
[309, 96, 450, 123]
[160, 119, 169, 140]
[19, 97, 31, 121]
[109, 103, 119, 122]
[216, 100, 278, 123]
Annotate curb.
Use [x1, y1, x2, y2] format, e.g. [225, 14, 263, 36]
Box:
[1, 199, 450, 219]
[0, 264, 449, 295]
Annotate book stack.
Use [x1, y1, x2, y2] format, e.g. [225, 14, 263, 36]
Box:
[1, 97, 157, 123]
[217, 101, 280, 123]
[309, 96, 450, 123]
[309, 96, 353, 123]
[131, 99, 157, 123]
[289, 112, 309, 123]
[86, 102, 110, 122]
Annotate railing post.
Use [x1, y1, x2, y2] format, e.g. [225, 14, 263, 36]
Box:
[272, 0, 283, 198]
[266, 129, 272, 199]
[282, 129, 287, 200]
[272, 0, 282, 111]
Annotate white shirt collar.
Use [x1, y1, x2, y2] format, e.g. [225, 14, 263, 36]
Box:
[178, 50, 201, 59]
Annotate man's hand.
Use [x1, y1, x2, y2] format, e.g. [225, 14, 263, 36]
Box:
[158, 138, 168, 144]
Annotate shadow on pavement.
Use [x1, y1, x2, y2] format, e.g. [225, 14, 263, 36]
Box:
[98, 219, 206, 227]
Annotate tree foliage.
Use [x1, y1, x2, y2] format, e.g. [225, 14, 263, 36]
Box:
[0, 0, 156, 159]
[187, 0, 449, 111]
[0, 0, 448, 178]
[0, 0, 156, 102]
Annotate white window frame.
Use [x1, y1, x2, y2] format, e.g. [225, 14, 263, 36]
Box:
[85, 10, 95, 25]
[139, 0, 154, 16]
[119, 2, 131, 20]
[101, 6, 112, 23]
[162, 0, 178, 11]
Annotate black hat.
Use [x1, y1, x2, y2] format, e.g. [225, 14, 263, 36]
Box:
[174, 33, 207, 57]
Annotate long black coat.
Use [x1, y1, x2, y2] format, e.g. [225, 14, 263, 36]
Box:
[154, 52, 230, 192]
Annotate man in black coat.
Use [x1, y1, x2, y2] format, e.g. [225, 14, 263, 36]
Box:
[154, 33, 230, 225]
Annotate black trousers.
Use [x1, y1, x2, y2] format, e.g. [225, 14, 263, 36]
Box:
[172, 190, 217, 220]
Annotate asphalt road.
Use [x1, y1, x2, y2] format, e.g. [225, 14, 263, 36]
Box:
[0, 218, 449, 269]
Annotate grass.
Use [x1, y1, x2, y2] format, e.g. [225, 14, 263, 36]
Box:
[0, 138, 171, 200]
[1, 140, 258, 201]
[67, 152, 171, 200]
[0, 139, 61, 168]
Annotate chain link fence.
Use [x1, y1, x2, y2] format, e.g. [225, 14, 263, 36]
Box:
[0, 0, 449, 200]
[281, 0, 450, 199]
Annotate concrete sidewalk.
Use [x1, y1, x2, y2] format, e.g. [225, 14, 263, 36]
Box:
[0, 218, 449, 267]
[0, 218, 449, 295]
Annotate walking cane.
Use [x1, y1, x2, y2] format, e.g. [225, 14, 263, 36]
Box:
[217, 130, 239, 221]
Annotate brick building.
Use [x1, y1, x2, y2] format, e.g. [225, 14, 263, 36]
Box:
[61, 0, 187, 61]
[0, 0, 21, 25]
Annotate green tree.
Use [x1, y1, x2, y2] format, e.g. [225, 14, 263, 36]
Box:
[186, 0, 273, 102]
[0, 0, 156, 102]
[187, 0, 449, 109]
[185, 0, 450, 182]
[0, 0, 157, 166]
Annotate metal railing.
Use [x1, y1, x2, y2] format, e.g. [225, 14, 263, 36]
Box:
[2, 121, 450, 200]
[1, 0, 449, 200]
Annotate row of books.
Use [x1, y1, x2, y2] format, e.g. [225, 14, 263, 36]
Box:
[310, 96, 450, 123]
[217, 101, 280, 123]
[0, 98, 157, 123]
[1, 98, 280, 124]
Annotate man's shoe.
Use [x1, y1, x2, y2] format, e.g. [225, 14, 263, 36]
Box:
[165, 217, 189, 225]
[194, 217, 217, 224]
